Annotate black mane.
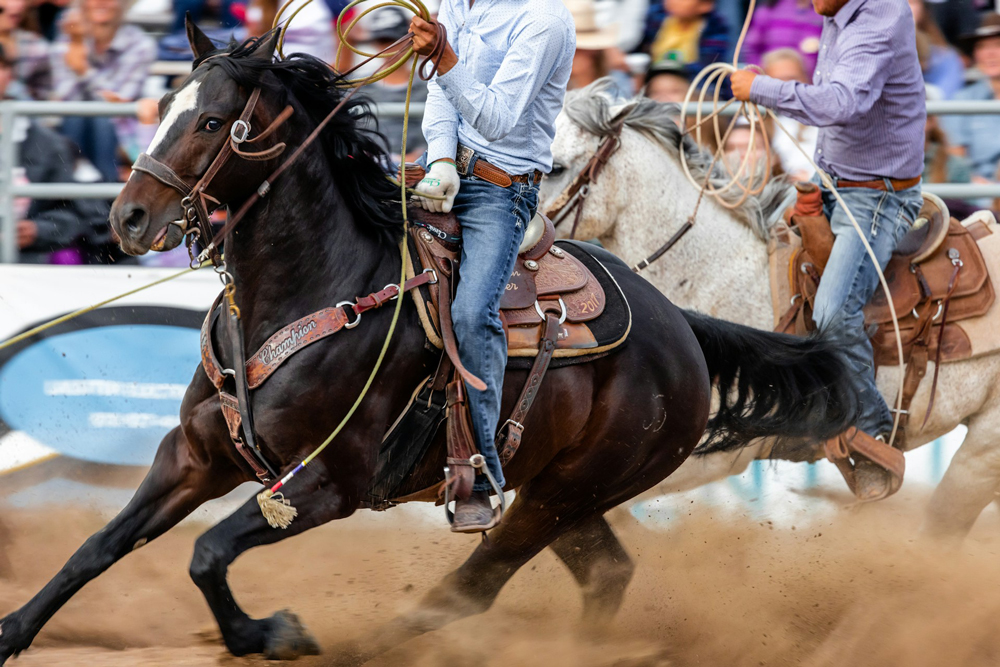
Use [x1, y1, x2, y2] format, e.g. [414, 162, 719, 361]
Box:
[198, 33, 404, 243]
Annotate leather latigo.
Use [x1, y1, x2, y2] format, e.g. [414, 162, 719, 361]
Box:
[245, 307, 350, 388]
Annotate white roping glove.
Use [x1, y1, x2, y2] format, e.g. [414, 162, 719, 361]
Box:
[414, 160, 460, 214]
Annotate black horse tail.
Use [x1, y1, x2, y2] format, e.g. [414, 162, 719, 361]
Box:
[681, 310, 861, 454]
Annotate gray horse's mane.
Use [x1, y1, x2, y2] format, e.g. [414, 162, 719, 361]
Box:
[563, 78, 794, 240]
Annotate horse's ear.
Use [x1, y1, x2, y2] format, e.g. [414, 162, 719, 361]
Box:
[186, 14, 215, 60]
[252, 30, 281, 62]
[608, 101, 638, 128]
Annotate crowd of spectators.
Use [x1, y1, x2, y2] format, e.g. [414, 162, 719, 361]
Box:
[1, 0, 998, 263]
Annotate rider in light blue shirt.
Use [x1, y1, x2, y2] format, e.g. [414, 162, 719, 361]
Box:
[422, 0, 576, 176]
[410, 0, 575, 532]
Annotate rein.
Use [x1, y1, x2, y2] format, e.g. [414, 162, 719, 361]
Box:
[546, 118, 624, 241]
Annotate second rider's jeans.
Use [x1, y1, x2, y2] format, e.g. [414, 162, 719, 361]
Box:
[812, 177, 923, 438]
[450, 175, 539, 492]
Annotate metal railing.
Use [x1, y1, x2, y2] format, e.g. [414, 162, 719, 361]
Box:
[1, 98, 999, 262]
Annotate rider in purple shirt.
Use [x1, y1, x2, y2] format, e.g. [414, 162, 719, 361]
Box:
[732, 0, 925, 500]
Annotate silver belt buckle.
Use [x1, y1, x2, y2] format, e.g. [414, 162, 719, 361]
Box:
[455, 145, 475, 177]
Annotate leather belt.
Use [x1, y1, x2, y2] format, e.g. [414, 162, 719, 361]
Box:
[456, 144, 542, 188]
[836, 176, 921, 192]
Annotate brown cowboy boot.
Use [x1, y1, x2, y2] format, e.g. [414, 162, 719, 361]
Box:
[853, 430, 907, 500]
[825, 427, 906, 502]
[451, 490, 498, 533]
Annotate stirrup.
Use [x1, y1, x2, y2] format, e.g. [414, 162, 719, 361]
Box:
[443, 453, 507, 529]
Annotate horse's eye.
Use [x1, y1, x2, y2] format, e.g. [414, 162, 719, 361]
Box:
[550, 164, 565, 177]
[203, 118, 223, 132]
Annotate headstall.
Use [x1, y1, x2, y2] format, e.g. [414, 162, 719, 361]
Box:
[130, 83, 294, 267]
[545, 118, 625, 241]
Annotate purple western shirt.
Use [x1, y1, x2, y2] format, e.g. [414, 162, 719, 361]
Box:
[748, 0, 925, 181]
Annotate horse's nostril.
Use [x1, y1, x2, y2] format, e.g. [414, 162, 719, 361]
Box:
[123, 206, 146, 234]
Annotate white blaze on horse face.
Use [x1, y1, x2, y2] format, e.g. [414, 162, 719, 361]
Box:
[146, 79, 203, 158]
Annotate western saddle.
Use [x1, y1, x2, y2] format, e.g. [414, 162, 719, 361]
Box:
[771, 183, 995, 498]
[405, 206, 620, 516]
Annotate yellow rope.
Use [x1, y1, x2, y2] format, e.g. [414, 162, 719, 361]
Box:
[678, 0, 907, 446]
[259, 0, 432, 526]
[0, 263, 208, 352]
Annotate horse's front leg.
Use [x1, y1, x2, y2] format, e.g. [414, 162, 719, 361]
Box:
[188, 466, 353, 660]
[0, 426, 241, 664]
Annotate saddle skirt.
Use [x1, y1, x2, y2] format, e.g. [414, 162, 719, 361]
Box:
[407, 207, 630, 360]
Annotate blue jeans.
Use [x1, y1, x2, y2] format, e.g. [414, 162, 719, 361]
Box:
[451, 175, 538, 491]
[812, 177, 923, 437]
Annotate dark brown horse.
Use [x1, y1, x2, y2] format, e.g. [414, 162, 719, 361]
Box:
[0, 28, 860, 664]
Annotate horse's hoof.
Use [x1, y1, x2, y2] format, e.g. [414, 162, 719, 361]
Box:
[264, 610, 321, 660]
[0, 613, 29, 665]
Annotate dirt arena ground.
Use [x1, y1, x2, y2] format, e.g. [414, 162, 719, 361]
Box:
[3, 487, 1000, 667]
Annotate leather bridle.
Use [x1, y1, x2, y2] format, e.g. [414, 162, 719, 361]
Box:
[131, 25, 448, 269]
[545, 115, 697, 273]
[131, 85, 294, 266]
[545, 118, 625, 241]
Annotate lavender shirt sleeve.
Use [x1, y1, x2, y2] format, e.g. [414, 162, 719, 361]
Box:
[748, 15, 897, 127]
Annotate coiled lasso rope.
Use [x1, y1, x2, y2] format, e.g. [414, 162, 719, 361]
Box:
[677, 0, 907, 447]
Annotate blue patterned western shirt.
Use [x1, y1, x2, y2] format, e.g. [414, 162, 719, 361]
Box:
[422, 0, 576, 175]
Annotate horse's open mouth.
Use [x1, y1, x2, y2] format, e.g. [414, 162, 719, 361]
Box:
[149, 223, 185, 253]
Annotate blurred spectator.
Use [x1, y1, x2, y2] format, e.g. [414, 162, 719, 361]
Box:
[565, 0, 632, 91]
[0, 46, 112, 263]
[598, 0, 655, 53]
[925, 115, 972, 185]
[643, 54, 691, 102]
[924, 86, 983, 218]
[761, 48, 816, 181]
[360, 7, 426, 161]
[247, 0, 334, 62]
[0, 0, 52, 100]
[172, 0, 240, 35]
[51, 0, 155, 182]
[925, 0, 979, 50]
[722, 116, 772, 174]
[641, 0, 729, 82]
[909, 0, 965, 98]
[741, 0, 823, 79]
[943, 14, 1000, 184]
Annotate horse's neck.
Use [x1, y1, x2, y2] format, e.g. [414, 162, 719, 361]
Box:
[601, 136, 775, 330]
[225, 140, 390, 342]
